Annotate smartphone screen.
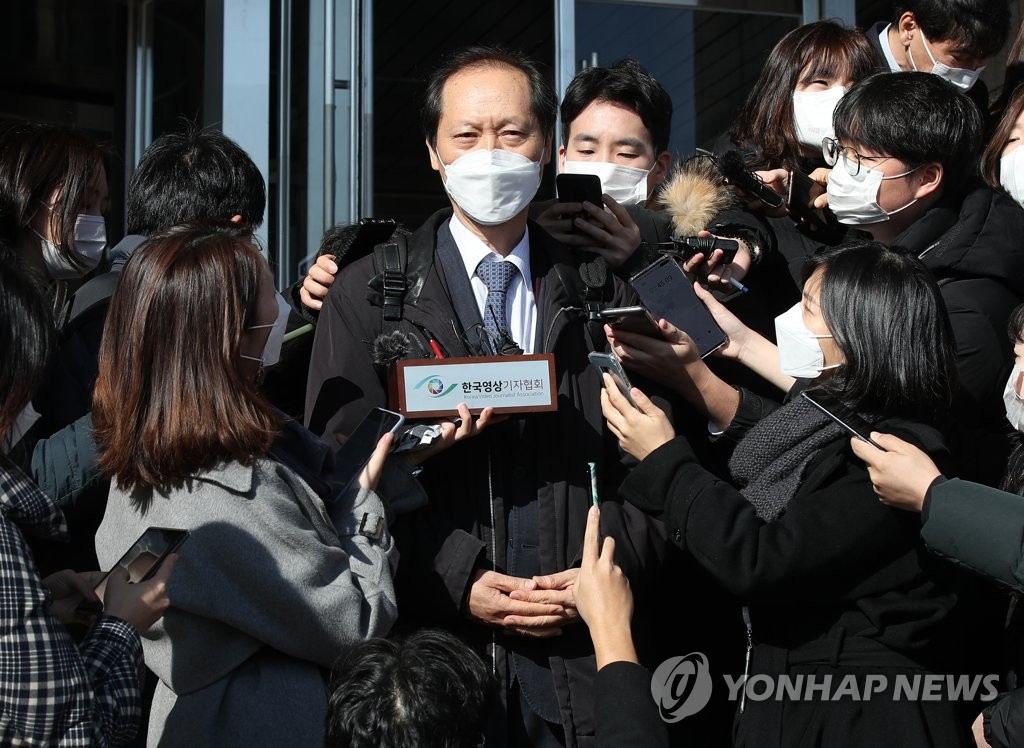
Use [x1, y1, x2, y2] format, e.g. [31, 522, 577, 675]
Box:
[629, 256, 726, 357]
[94, 527, 189, 604]
[334, 407, 406, 497]
[800, 390, 885, 450]
[556, 173, 603, 205]
[589, 351, 638, 408]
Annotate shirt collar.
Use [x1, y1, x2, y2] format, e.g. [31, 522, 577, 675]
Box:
[879, 23, 902, 73]
[448, 214, 532, 286]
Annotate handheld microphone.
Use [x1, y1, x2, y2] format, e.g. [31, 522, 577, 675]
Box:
[718, 150, 785, 209]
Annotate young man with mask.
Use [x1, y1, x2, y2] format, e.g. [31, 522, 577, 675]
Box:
[813, 71, 1024, 484]
[534, 59, 764, 284]
[865, 0, 1010, 116]
[305, 45, 670, 747]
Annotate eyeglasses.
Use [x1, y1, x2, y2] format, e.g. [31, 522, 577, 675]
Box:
[821, 137, 895, 177]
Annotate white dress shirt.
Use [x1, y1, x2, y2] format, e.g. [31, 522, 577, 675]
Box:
[879, 24, 902, 73]
[448, 214, 537, 354]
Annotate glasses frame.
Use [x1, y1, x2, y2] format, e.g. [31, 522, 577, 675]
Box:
[821, 137, 896, 177]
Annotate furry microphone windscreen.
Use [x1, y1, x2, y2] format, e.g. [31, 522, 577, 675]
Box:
[657, 156, 735, 237]
[371, 330, 411, 368]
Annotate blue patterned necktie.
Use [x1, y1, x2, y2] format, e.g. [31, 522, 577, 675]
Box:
[475, 259, 518, 354]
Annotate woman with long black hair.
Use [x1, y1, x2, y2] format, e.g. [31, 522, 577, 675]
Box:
[602, 239, 998, 746]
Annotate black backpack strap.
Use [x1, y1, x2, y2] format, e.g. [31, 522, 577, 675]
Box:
[378, 238, 407, 323]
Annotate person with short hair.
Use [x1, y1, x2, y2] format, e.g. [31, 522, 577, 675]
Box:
[865, 0, 1010, 115]
[306, 44, 669, 745]
[326, 629, 496, 748]
[817, 71, 1024, 484]
[93, 223, 399, 746]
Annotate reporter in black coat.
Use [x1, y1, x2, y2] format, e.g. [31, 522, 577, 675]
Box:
[602, 240, 1003, 747]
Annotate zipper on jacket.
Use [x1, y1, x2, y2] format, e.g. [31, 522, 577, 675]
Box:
[487, 446, 497, 677]
[740, 605, 752, 714]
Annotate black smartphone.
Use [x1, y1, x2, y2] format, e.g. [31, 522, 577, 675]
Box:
[787, 171, 835, 231]
[800, 390, 885, 450]
[556, 173, 603, 206]
[334, 407, 406, 497]
[599, 306, 662, 337]
[589, 351, 638, 408]
[629, 255, 726, 358]
[81, 527, 190, 613]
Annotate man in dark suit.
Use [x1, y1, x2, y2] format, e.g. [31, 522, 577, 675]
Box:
[864, 0, 1010, 119]
[305, 45, 669, 747]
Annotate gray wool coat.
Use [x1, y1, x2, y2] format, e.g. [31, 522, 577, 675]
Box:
[95, 457, 399, 747]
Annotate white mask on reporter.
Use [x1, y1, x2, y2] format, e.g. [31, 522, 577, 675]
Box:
[440, 149, 542, 225]
[241, 292, 291, 369]
[909, 30, 985, 92]
[826, 163, 920, 225]
[1000, 147, 1024, 207]
[1003, 364, 1024, 431]
[792, 86, 846, 149]
[774, 303, 841, 379]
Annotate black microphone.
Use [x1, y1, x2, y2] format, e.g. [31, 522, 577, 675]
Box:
[371, 330, 412, 368]
[718, 150, 785, 209]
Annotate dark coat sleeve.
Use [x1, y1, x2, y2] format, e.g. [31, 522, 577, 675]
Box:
[304, 252, 488, 618]
[595, 661, 669, 748]
[29, 413, 101, 512]
[921, 478, 1024, 594]
[304, 258, 385, 440]
[983, 687, 1024, 748]
[618, 432, 922, 603]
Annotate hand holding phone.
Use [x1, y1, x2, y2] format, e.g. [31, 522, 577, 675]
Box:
[556, 173, 603, 206]
[629, 255, 726, 358]
[589, 351, 638, 409]
[787, 171, 836, 231]
[79, 527, 189, 616]
[598, 306, 662, 338]
[334, 407, 406, 498]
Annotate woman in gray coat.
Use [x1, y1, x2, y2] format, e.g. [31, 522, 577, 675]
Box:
[91, 224, 399, 747]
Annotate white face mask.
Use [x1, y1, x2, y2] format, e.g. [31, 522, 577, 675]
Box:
[1003, 364, 1024, 431]
[774, 303, 840, 379]
[1000, 148, 1024, 207]
[440, 149, 542, 226]
[36, 213, 107, 280]
[561, 159, 653, 206]
[241, 292, 291, 369]
[826, 163, 919, 225]
[910, 31, 985, 92]
[792, 86, 846, 149]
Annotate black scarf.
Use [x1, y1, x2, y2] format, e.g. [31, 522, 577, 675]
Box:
[728, 395, 855, 522]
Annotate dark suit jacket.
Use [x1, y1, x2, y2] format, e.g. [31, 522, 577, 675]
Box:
[304, 208, 671, 747]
